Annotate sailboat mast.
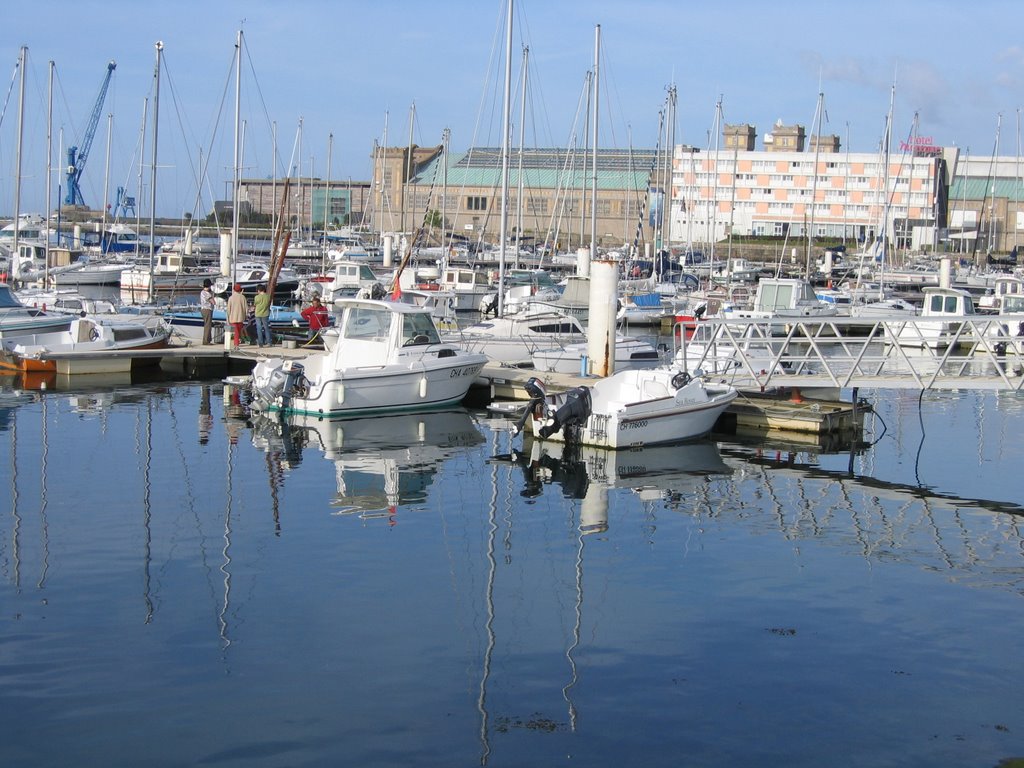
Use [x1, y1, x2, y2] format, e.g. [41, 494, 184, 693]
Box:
[589, 24, 600, 260]
[515, 46, 529, 270]
[12, 46, 26, 285]
[148, 41, 163, 302]
[45, 59, 54, 285]
[496, 0, 514, 317]
[805, 90, 824, 277]
[136, 97, 147, 259]
[231, 30, 242, 283]
[102, 113, 113, 245]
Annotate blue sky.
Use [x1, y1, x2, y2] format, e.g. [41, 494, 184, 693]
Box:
[1, 0, 1022, 218]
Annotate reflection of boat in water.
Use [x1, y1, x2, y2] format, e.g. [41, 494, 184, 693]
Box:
[498, 437, 731, 512]
[250, 408, 485, 517]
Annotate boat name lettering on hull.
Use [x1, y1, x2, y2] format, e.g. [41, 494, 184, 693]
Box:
[620, 419, 648, 430]
[450, 365, 483, 379]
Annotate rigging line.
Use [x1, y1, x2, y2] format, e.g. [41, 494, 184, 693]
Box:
[185, 48, 238, 224]
[241, 40, 279, 174]
[0, 56, 19, 131]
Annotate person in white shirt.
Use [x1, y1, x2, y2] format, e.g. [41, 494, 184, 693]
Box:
[200, 279, 216, 345]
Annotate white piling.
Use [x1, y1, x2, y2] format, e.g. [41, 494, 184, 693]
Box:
[383, 234, 394, 269]
[939, 257, 952, 289]
[587, 255, 619, 377]
[576, 246, 591, 278]
[219, 233, 232, 276]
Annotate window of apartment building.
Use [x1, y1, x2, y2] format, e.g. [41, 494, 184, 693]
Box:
[774, 222, 786, 236]
[466, 196, 488, 211]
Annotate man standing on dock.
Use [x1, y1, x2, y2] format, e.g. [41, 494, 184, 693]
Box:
[301, 295, 330, 343]
[200, 279, 216, 345]
[253, 284, 272, 347]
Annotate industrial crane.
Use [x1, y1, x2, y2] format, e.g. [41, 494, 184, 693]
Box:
[64, 60, 116, 207]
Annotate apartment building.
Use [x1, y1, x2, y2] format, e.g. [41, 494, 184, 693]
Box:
[670, 122, 950, 253]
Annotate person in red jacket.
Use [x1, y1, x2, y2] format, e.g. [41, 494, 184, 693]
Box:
[300, 295, 330, 342]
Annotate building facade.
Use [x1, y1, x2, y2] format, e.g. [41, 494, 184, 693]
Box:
[670, 127, 950, 254]
[396, 146, 664, 252]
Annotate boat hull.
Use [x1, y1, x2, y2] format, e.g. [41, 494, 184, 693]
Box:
[531, 369, 737, 449]
[252, 356, 485, 419]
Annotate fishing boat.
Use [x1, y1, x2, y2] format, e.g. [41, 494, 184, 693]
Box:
[248, 298, 487, 418]
[513, 368, 737, 449]
[894, 285, 976, 350]
[0, 314, 169, 373]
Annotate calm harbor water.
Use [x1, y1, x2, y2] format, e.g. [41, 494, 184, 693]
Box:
[1, 374, 1023, 767]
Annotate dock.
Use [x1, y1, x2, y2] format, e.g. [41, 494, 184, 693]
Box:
[21, 339, 868, 441]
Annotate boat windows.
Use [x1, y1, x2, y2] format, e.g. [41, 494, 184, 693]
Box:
[402, 313, 440, 345]
[343, 306, 390, 340]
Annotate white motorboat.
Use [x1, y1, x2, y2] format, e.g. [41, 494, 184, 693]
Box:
[15, 287, 120, 315]
[120, 251, 220, 299]
[895, 285, 975, 350]
[0, 313, 169, 374]
[513, 368, 737, 449]
[450, 306, 588, 365]
[673, 322, 799, 379]
[722, 277, 837, 320]
[51, 259, 131, 286]
[0, 282, 73, 340]
[531, 336, 663, 375]
[249, 298, 488, 418]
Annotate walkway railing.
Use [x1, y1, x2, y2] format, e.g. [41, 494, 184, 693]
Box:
[673, 315, 1024, 392]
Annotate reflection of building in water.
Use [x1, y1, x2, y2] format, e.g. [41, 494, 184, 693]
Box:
[250, 409, 484, 519]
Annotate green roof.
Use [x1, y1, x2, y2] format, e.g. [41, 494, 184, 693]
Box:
[949, 177, 1024, 200]
[411, 147, 657, 191]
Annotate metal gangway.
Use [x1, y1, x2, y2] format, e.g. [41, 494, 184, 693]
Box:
[673, 314, 1024, 392]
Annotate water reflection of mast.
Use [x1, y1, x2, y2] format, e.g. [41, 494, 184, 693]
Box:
[9, 415, 21, 589]
[563, 454, 609, 732]
[477, 432, 498, 765]
[141, 398, 154, 622]
[221, 409, 236, 651]
[37, 395, 50, 589]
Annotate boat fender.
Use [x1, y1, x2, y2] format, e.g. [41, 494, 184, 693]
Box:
[671, 371, 691, 390]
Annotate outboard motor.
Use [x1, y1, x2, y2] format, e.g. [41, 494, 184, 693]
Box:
[279, 361, 306, 413]
[538, 386, 592, 440]
[511, 376, 548, 437]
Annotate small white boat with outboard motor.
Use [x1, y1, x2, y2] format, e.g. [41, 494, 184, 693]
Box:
[510, 366, 737, 450]
[248, 297, 488, 418]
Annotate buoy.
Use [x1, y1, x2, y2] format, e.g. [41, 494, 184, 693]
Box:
[789, 387, 804, 403]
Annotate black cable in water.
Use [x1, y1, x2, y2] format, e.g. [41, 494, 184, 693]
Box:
[914, 388, 926, 488]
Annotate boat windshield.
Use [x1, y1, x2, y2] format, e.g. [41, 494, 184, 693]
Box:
[402, 312, 440, 345]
